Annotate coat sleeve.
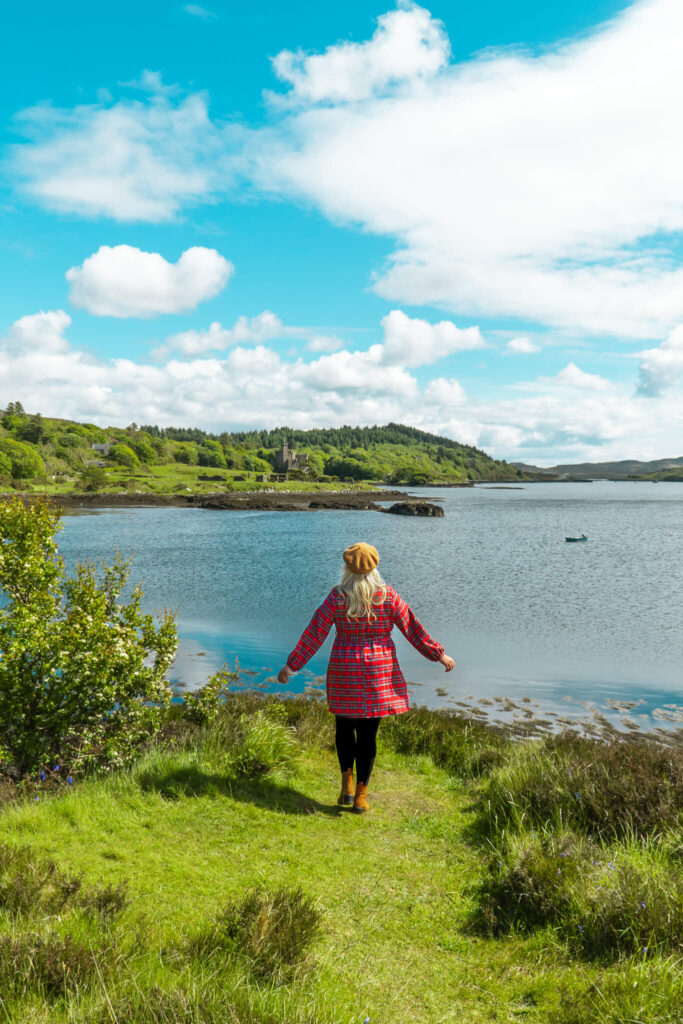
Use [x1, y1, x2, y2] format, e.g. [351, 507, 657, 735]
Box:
[286, 590, 337, 671]
[390, 589, 445, 661]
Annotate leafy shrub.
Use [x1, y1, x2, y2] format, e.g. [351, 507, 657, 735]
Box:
[0, 497, 178, 776]
[0, 931, 99, 997]
[478, 731, 683, 841]
[181, 665, 241, 725]
[381, 706, 507, 778]
[474, 830, 683, 960]
[192, 887, 321, 983]
[0, 437, 44, 479]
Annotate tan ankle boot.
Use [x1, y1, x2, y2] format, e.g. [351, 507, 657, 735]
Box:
[337, 769, 354, 806]
[352, 781, 370, 814]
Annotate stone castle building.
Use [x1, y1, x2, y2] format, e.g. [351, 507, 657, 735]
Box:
[273, 442, 306, 474]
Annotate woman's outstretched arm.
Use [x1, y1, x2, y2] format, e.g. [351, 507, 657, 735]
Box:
[279, 591, 336, 681]
[391, 589, 453, 668]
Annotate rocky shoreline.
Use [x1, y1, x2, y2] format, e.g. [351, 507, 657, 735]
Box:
[47, 489, 417, 513]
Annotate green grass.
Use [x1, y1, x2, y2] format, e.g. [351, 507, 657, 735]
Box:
[20, 463, 378, 498]
[0, 699, 681, 1023]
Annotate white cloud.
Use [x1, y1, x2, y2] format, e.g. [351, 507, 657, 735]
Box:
[380, 309, 484, 366]
[158, 311, 285, 357]
[546, 363, 612, 392]
[12, 87, 222, 221]
[3, 310, 683, 464]
[269, 3, 449, 105]
[66, 245, 232, 318]
[252, 0, 683, 338]
[6, 310, 71, 353]
[183, 4, 216, 21]
[423, 376, 466, 406]
[637, 325, 683, 396]
[306, 335, 345, 352]
[506, 336, 540, 355]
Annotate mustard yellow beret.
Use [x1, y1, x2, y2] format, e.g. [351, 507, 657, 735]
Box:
[343, 542, 379, 575]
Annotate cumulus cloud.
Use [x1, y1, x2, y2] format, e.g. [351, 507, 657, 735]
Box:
[66, 245, 232, 318]
[14, 2, 683, 339]
[270, 2, 449, 104]
[252, 0, 683, 338]
[5, 310, 71, 353]
[12, 85, 222, 221]
[423, 377, 466, 406]
[637, 325, 683, 396]
[157, 311, 285, 357]
[380, 309, 485, 366]
[506, 337, 540, 355]
[3, 310, 683, 464]
[546, 363, 612, 392]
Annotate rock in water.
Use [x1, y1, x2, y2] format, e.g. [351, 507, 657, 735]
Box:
[384, 501, 445, 517]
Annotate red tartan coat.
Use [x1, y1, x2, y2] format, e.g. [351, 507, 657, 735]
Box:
[286, 585, 445, 718]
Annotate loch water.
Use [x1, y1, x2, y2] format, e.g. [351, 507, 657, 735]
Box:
[58, 482, 683, 729]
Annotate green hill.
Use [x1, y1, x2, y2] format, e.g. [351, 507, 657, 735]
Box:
[0, 402, 524, 494]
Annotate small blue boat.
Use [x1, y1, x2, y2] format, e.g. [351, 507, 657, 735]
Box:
[565, 534, 587, 542]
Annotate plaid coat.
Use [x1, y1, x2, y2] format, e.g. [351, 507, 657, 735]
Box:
[286, 585, 445, 718]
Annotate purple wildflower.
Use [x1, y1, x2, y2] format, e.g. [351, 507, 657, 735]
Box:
[40, 772, 46, 781]
[54, 764, 60, 772]
[640, 901, 646, 909]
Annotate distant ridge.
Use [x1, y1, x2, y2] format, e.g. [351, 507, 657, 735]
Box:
[512, 456, 683, 480]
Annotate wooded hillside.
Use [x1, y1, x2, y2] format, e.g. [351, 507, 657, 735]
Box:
[0, 402, 524, 491]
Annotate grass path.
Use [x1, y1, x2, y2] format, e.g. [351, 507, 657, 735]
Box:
[0, 741, 635, 1024]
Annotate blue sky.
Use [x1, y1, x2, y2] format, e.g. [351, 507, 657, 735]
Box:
[2, 0, 682, 464]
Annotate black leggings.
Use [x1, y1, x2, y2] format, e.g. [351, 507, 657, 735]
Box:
[335, 716, 381, 785]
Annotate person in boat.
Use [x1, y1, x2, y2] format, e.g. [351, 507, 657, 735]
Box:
[277, 542, 454, 814]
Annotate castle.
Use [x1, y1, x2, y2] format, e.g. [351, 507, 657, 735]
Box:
[273, 442, 306, 474]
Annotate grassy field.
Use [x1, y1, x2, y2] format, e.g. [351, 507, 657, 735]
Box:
[0, 697, 681, 1024]
[19, 463, 379, 497]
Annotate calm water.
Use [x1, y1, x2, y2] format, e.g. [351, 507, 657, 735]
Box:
[58, 483, 683, 728]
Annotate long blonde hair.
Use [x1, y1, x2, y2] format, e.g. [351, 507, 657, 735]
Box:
[338, 567, 387, 621]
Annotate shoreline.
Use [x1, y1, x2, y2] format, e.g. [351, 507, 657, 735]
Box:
[43, 488, 413, 513]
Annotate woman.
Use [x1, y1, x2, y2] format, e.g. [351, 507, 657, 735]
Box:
[277, 542, 454, 814]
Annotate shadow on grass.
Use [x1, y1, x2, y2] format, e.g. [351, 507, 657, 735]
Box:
[137, 765, 341, 817]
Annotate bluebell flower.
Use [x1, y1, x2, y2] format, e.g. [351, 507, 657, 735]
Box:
[54, 764, 60, 772]
[642, 946, 648, 954]
[640, 901, 646, 909]
[561, 852, 567, 857]
[574, 792, 580, 799]
[40, 772, 46, 781]
[35, 795, 39, 801]
[578, 924, 583, 932]
[67, 776, 74, 785]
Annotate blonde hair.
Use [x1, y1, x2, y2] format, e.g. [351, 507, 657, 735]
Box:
[338, 567, 387, 621]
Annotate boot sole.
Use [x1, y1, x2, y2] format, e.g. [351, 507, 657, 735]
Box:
[337, 796, 354, 806]
[351, 805, 369, 814]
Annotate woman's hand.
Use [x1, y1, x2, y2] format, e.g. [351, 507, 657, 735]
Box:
[439, 654, 455, 672]
[277, 665, 293, 685]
